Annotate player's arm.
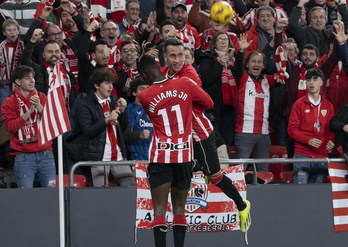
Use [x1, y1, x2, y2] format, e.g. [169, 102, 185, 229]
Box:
[188, 79, 214, 109]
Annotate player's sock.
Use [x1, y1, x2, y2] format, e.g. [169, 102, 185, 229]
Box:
[172, 215, 187, 247]
[153, 216, 167, 247]
[210, 173, 246, 211]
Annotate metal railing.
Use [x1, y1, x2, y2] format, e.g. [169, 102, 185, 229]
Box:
[69, 157, 347, 187]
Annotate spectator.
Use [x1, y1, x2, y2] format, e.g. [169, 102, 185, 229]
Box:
[0, 19, 24, 121]
[305, 0, 338, 26]
[199, 31, 237, 146]
[21, 29, 76, 111]
[199, 18, 238, 52]
[125, 77, 152, 160]
[331, 103, 348, 154]
[288, 68, 335, 184]
[144, 19, 177, 67]
[233, 33, 285, 171]
[77, 69, 136, 187]
[170, 1, 200, 52]
[238, 0, 288, 31]
[156, 0, 179, 25]
[137, 54, 214, 247]
[113, 40, 140, 103]
[23, 5, 83, 85]
[101, 12, 155, 67]
[118, 0, 141, 38]
[99, 20, 123, 66]
[0, 0, 40, 40]
[1, 65, 56, 188]
[288, 0, 348, 56]
[244, 5, 287, 74]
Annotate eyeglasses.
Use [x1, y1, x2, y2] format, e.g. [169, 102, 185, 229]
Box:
[122, 48, 137, 53]
[217, 38, 229, 43]
[102, 28, 119, 32]
[48, 32, 63, 37]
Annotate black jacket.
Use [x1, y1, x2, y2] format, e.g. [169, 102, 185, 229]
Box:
[331, 103, 348, 152]
[76, 93, 132, 161]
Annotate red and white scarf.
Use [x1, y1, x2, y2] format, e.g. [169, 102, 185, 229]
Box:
[299, 63, 318, 99]
[122, 16, 141, 34]
[14, 88, 39, 144]
[274, 45, 289, 84]
[0, 39, 25, 88]
[117, 61, 138, 97]
[221, 62, 237, 107]
[61, 42, 79, 93]
[100, 99, 121, 161]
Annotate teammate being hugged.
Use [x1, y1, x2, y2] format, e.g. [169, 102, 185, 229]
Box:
[137, 55, 213, 247]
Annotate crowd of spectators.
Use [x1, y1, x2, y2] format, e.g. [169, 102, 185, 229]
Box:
[1, 0, 348, 186]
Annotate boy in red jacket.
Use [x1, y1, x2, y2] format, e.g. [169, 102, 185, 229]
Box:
[288, 68, 335, 184]
[1, 65, 56, 188]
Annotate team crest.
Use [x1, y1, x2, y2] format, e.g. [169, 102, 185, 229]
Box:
[321, 110, 327, 117]
[185, 181, 208, 213]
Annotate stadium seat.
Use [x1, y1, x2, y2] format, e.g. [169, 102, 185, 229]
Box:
[56, 174, 87, 187]
[244, 171, 275, 184]
[268, 145, 289, 180]
[279, 171, 294, 184]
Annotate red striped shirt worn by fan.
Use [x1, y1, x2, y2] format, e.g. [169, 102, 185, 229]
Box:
[139, 77, 213, 164]
[176, 24, 201, 52]
[241, 6, 288, 31]
[161, 64, 214, 141]
[235, 72, 276, 134]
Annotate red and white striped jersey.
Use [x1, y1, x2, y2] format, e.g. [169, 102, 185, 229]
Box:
[107, 39, 123, 68]
[241, 6, 288, 31]
[139, 77, 213, 164]
[176, 24, 201, 51]
[161, 64, 214, 141]
[235, 72, 276, 134]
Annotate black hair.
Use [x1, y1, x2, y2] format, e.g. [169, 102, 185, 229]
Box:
[159, 19, 176, 34]
[302, 44, 319, 57]
[163, 38, 184, 53]
[305, 68, 324, 81]
[137, 55, 160, 77]
[130, 76, 151, 93]
[11, 65, 35, 83]
[89, 69, 116, 92]
[91, 39, 108, 53]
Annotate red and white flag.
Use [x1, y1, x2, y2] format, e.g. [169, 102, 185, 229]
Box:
[328, 162, 348, 232]
[135, 161, 246, 232]
[38, 62, 71, 146]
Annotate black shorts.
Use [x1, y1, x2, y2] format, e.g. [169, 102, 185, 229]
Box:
[193, 131, 221, 175]
[147, 162, 193, 190]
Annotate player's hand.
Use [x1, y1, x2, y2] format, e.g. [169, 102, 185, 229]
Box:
[140, 129, 150, 139]
[308, 138, 322, 148]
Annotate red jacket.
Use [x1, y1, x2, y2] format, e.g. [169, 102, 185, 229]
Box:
[1, 88, 52, 153]
[288, 94, 335, 158]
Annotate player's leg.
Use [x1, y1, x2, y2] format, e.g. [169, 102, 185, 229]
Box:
[194, 133, 246, 211]
[171, 162, 193, 247]
[147, 163, 173, 247]
[151, 182, 171, 247]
